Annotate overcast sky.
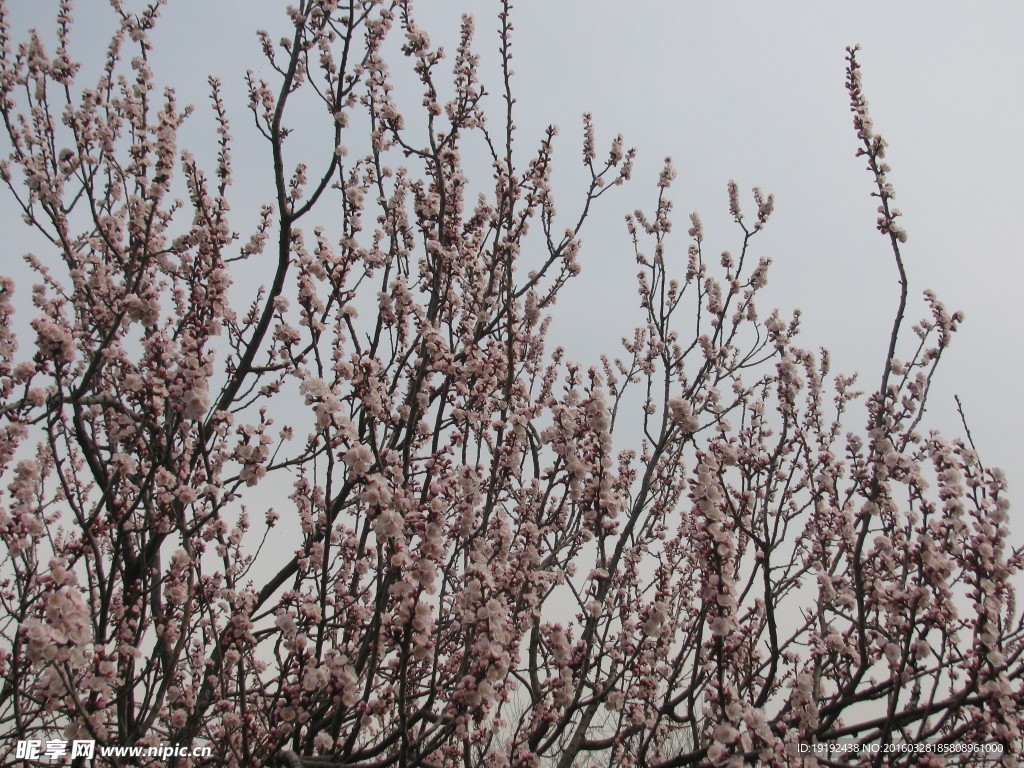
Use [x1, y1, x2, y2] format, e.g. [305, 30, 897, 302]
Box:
[6, 1, 1023, 509]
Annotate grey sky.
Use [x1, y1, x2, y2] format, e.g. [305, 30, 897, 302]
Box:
[6, 0, 1022, 505]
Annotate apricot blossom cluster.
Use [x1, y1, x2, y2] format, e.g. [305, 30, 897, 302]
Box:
[0, 2, 1020, 768]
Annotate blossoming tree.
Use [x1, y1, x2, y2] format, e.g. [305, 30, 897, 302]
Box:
[0, 1, 1021, 766]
